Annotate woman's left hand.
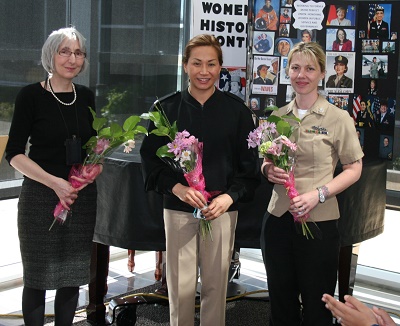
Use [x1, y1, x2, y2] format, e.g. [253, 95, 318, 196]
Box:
[70, 164, 103, 191]
[288, 189, 319, 217]
[202, 194, 233, 220]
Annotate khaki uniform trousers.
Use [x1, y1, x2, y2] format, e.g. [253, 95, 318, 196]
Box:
[164, 209, 238, 326]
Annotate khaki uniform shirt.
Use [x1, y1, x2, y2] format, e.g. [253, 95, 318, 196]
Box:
[268, 95, 364, 222]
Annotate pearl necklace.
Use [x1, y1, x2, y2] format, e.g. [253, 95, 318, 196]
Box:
[47, 78, 77, 106]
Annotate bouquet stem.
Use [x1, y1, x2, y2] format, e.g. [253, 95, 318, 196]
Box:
[50, 163, 101, 230]
[284, 169, 315, 239]
[200, 220, 213, 241]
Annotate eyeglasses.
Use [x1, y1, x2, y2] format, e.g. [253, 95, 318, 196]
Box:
[58, 49, 86, 59]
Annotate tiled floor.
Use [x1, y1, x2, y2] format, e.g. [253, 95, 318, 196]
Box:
[0, 198, 399, 325]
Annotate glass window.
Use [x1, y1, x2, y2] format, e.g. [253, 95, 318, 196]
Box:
[0, 0, 189, 198]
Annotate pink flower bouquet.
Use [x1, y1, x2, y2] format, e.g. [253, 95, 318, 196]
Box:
[247, 114, 315, 239]
[50, 107, 147, 230]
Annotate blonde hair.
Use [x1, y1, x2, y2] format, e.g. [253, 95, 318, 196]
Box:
[287, 42, 326, 74]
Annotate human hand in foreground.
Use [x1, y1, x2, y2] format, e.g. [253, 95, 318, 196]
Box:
[53, 177, 79, 210]
[322, 293, 396, 326]
[265, 164, 288, 185]
[288, 189, 319, 218]
[172, 183, 207, 210]
[202, 194, 233, 220]
[372, 306, 397, 326]
[70, 163, 103, 190]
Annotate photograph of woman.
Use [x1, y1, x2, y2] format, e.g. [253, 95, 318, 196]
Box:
[5, 27, 98, 325]
[274, 37, 293, 56]
[326, 54, 354, 90]
[260, 41, 363, 325]
[329, 6, 352, 26]
[368, 78, 378, 95]
[326, 28, 354, 52]
[253, 31, 274, 54]
[255, 0, 278, 31]
[332, 28, 353, 51]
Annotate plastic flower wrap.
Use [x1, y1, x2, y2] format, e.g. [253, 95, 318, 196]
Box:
[50, 107, 147, 230]
[143, 101, 217, 241]
[247, 112, 315, 239]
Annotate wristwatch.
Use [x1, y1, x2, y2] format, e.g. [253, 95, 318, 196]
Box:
[317, 187, 326, 203]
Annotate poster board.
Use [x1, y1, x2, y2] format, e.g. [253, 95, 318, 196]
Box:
[192, 0, 248, 100]
[248, 0, 399, 161]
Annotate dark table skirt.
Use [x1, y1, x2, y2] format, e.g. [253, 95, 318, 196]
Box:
[94, 147, 386, 250]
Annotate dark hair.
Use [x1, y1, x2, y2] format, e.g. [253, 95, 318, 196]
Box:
[335, 28, 348, 43]
[182, 34, 223, 66]
[257, 64, 269, 76]
[334, 57, 348, 73]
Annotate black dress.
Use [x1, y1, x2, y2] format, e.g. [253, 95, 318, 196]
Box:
[6, 82, 97, 289]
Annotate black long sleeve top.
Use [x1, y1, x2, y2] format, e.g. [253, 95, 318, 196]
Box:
[6, 82, 96, 180]
[140, 88, 260, 213]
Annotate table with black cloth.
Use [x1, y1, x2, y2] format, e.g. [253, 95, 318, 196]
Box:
[87, 151, 386, 324]
[336, 158, 386, 302]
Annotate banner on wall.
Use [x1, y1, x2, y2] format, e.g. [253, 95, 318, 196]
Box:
[192, 0, 248, 68]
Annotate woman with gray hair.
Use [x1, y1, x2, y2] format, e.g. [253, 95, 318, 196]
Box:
[5, 27, 98, 325]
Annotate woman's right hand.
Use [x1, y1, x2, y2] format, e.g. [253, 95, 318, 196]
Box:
[172, 183, 207, 210]
[52, 178, 79, 210]
[266, 165, 289, 185]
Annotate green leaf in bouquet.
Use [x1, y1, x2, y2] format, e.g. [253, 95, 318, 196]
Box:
[170, 121, 178, 140]
[109, 123, 123, 138]
[266, 115, 282, 124]
[89, 107, 107, 132]
[93, 117, 107, 132]
[133, 125, 148, 135]
[98, 127, 111, 137]
[122, 130, 136, 141]
[156, 145, 174, 158]
[148, 111, 161, 124]
[276, 120, 292, 137]
[150, 125, 171, 138]
[123, 115, 141, 131]
[264, 105, 279, 112]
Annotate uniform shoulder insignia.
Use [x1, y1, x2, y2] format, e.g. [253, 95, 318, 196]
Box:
[223, 91, 246, 104]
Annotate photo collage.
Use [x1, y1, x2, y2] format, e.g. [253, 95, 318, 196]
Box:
[247, 0, 399, 160]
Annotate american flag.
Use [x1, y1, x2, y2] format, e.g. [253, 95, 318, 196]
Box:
[368, 3, 377, 38]
[368, 3, 377, 23]
[372, 96, 381, 118]
[352, 95, 361, 121]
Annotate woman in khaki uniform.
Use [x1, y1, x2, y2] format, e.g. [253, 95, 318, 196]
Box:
[260, 42, 364, 325]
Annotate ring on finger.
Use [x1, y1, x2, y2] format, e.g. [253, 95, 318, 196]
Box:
[337, 317, 342, 324]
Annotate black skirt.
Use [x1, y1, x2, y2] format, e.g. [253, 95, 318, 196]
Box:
[18, 177, 97, 290]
